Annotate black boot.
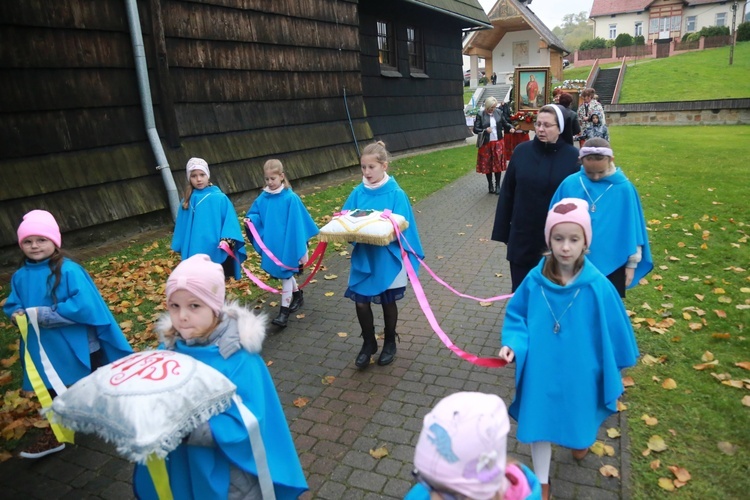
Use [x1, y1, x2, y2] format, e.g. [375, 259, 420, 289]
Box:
[494, 173, 502, 195]
[486, 173, 495, 193]
[355, 330, 378, 369]
[271, 306, 290, 328]
[289, 290, 304, 312]
[378, 331, 398, 366]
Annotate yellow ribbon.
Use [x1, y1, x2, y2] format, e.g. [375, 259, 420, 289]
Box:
[146, 454, 174, 500]
[16, 314, 75, 444]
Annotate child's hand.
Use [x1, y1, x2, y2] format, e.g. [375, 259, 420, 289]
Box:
[498, 346, 515, 363]
[11, 310, 25, 325]
[625, 268, 635, 287]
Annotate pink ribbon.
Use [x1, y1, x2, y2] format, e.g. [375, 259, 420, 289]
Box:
[220, 237, 327, 294]
[379, 212, 508, 368]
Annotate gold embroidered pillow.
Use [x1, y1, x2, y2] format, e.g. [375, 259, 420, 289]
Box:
[319, 209, 408, 246]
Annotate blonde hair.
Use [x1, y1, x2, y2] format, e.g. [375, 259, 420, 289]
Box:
[182, 172, 214, 210]
[484, 96, 498, 111]
[361, 141, 390, 165]
[263, 159, 291, 189]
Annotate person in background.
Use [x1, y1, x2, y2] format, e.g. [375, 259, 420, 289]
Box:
[474, 96, 515, 194]
[171, 157, 246, 280]
[406, 391, 541, 500]
[245, 159, 319, 328]
[491, 105, 579, 291]
[576, 88, 605, 147]
[555, 93, 581, 146]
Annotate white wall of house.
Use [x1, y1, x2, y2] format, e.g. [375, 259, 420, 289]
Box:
[591, 1, 747, 41]
[491, 29, 549, 82]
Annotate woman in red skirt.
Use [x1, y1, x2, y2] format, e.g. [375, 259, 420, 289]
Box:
[473, 96, 515, 194]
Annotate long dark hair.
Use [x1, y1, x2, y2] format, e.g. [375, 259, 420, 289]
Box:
[541, 249, 586, 286]
[18, 247, 69, 306]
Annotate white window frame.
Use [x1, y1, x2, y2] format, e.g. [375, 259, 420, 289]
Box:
[635, 21, 643, 36]
[686, 16, 696, 32]
[671, 16, 681, 31]
[609, 23, 617, 39]
[716, 12, 727, 27]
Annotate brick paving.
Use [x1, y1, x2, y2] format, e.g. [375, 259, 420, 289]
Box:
[0, 169, 630, 499]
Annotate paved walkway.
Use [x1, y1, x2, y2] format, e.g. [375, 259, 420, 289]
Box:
[0, 170, 629, 499]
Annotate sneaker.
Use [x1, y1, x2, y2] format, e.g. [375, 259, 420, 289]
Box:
[19, 428, 66, 459]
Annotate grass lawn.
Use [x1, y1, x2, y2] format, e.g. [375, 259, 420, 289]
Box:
[563, 42, 750, 103]
[0, 126, 748, 498]
[612, 126, 750, 498]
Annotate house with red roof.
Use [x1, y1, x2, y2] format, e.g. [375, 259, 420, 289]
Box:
[589, 0, 747, 42]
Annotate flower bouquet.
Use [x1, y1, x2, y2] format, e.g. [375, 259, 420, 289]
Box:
[509, 110, 537, 131]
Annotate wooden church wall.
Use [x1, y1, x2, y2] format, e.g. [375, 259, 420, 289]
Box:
[0, 0, 369, 258]
[357, 0, 469, 152]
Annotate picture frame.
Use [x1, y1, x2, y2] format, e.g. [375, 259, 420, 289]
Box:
[514, 66, 551, 112]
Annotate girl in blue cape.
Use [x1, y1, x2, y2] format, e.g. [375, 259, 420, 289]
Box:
[133, 254, 307, 499]
[171, 157, 247, 280]
[550, 138, 652, 297]
[343, 141, 424, 369]
[245, 159, 319, 328]
[498, 199, 639, 500]
[4, 210, 133, 459]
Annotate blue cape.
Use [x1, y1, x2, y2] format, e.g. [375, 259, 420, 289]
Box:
[500, 258, 638, 449]
[342, 177, 424, 296]
[245, 188, 319, 279]
[3, 258, 133, 391]
[171, 185, 247, 279]
[133, 341, 307, 499]
[551, 167, 653, 286]
[405, 463, 542, 499]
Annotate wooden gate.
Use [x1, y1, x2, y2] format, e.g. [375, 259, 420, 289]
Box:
[655, 39, 671, 58]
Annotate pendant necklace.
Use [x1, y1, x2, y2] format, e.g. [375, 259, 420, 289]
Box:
[540, 287, 581, 334]
[579, 177, 613, 213]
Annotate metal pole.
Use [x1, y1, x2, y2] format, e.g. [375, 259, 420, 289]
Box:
[730, 1, 738, 65]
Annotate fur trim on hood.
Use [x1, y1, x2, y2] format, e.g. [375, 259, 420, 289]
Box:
[157, 301, 267, 353]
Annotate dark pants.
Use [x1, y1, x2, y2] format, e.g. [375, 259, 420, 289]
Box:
[606, 264, 627, 298]
[510, 263, 533, 292]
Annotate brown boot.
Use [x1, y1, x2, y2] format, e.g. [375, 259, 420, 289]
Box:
[572, 447, 589, 460]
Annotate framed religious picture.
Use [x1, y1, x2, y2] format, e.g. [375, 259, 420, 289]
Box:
[514, 67, 551, 112]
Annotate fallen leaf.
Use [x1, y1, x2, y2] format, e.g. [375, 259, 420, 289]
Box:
[712, 333, 731, 339]
[607, 428, 621, 438]
[336, 332, 348, 338]
[648, 435, 668, 452]
[324, 292, 335, 297]
[650, 459, 661, 470]
[658, 477, 676, 491]
[321, 376, 336, 385]
[293, 397, 310, 408]
[714, 309, 727, 318]
[668, 465, 691, 483]
[600, 465, 619, 478]
[641, 414, 658, 426]
[662, 378, 677, 390]
[269, 301, 278, 307]
[295, 313, 305, 319]
[693, 360, 719, 370]
[695, 294, 704, 301]
[622, 376, 635, 387]
[323, 274, 338, 280]
[718, 296, 732, 304]
[701, 351, 715, 362]
[0, 371, 13, 386]
[617, 400, 628, 412]
[590, 441, 606, 457]
[266, 360, 274, 366]
[721, 380, 744, 389]
[641, 354, 666, 366]
[735, 361, 750, 371]
[369, 447, 389, 459]
[479, 301, 492, 307]
[717, 441, 738, 455]
[743, 395, 750, 407]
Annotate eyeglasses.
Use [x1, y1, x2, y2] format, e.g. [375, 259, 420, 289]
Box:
[534, 122, 558, 129]
[412, 470, 465, 500]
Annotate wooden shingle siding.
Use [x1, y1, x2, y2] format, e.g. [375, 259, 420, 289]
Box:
[0, 0, 370, 255]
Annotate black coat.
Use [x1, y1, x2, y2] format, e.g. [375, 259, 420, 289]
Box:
[491, 137, 580, 267]
[557, 104, 581, 145]
[473, 108, 512, 148]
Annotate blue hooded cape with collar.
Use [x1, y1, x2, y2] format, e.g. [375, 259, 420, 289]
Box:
[171, 185, 247, 280]
[133, 305, 307, 499]
[500, 257, 638, 449]
[342, 176, 424, 296]
[3, 257, 133, 391]
[245, 187, 319, 279]
[551, 166, 653, 287]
